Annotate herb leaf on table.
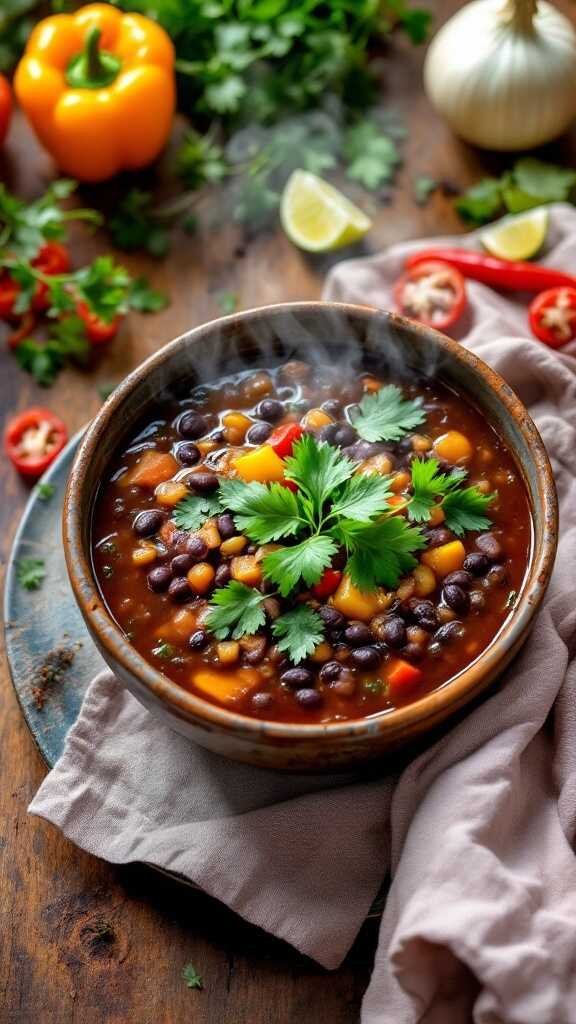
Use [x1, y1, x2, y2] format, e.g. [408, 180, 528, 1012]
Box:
[16, 557, 46, 591]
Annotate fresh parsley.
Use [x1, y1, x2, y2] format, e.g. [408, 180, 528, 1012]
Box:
[206, 581, 267, 640]
[456, 158, 576, 225]
[413, 175, 438, 206]
[16, 557, 46, 591]
[0, 178, 101, 259]
[176, 129, 229, 191]
[352, 385, 426, 443]
[343, 118, 402, 191]
[441, 485, 494, 537]
[182, 963, 203, 991]
[272, 606, 325, 664]
[263, 535, 337, 598]
[408, 457, 466, 523]
[219, 479, 302, 543]
[335, 516, 425, 591]
[173, 494, 222, 532]
[36, 482, 55, 502]
[215, 291, 239, 315]
[284, 433, 355, 513]
[14, 317, 90, 387]
[128, 276, 169, 314]
[108, 189, 170, 257]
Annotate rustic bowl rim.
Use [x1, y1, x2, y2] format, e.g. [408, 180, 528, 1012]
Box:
[63, 301, 558, 743]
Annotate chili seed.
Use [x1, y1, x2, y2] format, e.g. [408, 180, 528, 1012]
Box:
[214, 563, 231, 588]
[444, 570, 473, 589]
[343, 622, 373, 647]
[246, 422, 273, 445]
[256, 398, 283, 422]
[187, 471, 219, 493]
[176, 442, 201, 466]
[463, 552, 490, 576]
[216, 513, 236, 539]
[178, 411, 208, 439]
[319, 660, 342, 683]
[295, 688, 323, 708]
[442, 583, 470, 615]
[168, 577, 192, 602]
[350, 646, 380, 670]
[280, 667, 315, 689]
[476, 532, 502, 560]
[133, 509, 164, 538]
[147, 566, 172, 592]
[189, 629, 209, 651]
[187, 535, 209, 561]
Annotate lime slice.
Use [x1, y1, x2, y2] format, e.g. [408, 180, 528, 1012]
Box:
[480, 207, 549, 262]
[280, 170, 372, 252]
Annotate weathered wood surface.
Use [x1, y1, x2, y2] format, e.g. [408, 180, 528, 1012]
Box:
[2, 2, 576, 1019]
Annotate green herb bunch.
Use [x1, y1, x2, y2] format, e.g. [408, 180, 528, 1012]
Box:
[456, 157, 576, 226]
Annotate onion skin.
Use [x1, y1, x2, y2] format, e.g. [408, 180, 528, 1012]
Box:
[424, 0, 576, 152]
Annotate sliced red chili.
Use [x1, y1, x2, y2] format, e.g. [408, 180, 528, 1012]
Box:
[76, 301, 121, 346]
[394, 260, 467, 332]
[32, 242, 72, 311]
[406, 248, 576, 292]
[312, 568, 342, 599]
[0, 272, 19, 320]
[528, 287, 576, 349]
[268, 422, 304, 458]
[7, 311, 36, 349]
[4, 407, 68, 478]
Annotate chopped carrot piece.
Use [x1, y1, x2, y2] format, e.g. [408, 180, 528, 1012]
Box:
[422, 540, 466, 576]
[387, 659, 423, 691]
[192, 667, 261, 704]
[123, 450, 179, 489]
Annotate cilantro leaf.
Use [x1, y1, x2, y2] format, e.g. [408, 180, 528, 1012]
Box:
[72, 256, 132, 323]
[173, 494, 222, 532]
[263, 535, 336, 597]
[128, 276, 169, 313]
[109, 189, 170, 257]
[408, 457, 466, 523]
[206, 581, 267, 640]
[352, 385, 425, 443]
[215, 291, 238, 315]
[14, 317, 89, 387]
[0, 179, 101, 259]
[455, 178, 503, 225]
[284, 435, 354, 518]
[441, 486, 495, 537]
[176, 129, 229, 191]
[218, 479, 303, 543]
[272, 606, 325, 664]
[36, 482, 55, 502]
[329, 473, 393, 522]
[16, 557, 46, 591]
[343, 119, 401, 191]
[413, 175, 438, 206]
[182, 963, 203, 991]
[335, 517, 425, 591]
[513, 158, 576, 202]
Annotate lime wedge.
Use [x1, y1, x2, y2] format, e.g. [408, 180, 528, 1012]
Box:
[480, 207, 549, 262]
[280, 170, 372, 252]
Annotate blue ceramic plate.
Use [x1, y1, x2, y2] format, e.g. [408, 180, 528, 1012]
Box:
[4, 432, 105, 768]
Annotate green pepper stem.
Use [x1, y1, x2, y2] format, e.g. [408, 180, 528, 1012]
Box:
[66, 26, 122, 90]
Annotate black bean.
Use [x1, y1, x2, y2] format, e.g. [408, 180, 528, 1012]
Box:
[463, 552, 490, 576]
[319, 661, 342, 683]
[168, 577, 192, 602]
[133, 509, 164, 538]
[444, 570, 473, 589]
[256, 398, 283, 422]
[171, 529, 189, 552]
[171, 553, 194, 576]
[342, 440, 387, 462]
[442, 583, 470, 615]
[244, 642, 267, 666]
[178, 411, 208, 439]
[281, 360, 310, 382]
[277, 386, 294, 401]
[470, 590, 485, 611]
[411, 600, 438, 630]
[485, 564, 507, 587]
[251, 691, 275, 712]
[316, 423, 339, 444]
[187, 535, 209, 561]
[189, 629, 209, 651]
[216, 513, 236, 539]
[321, 399, 342, 417]
[434, 621, 465, 644]
[187, 471, 219, 493]
[147, 566, 172, 592]
[476, 532, 502, 560]
[333, 424, 357, 448]
[425, 527, 454, 549]
[318, 606, 345, 630]
[402, 642, 425, 662]
[214, 563, 231, 588]
[280, 667, 315, 689]
[295, 688, 323, 708]
[176, 442, 201, 467]
[246, 421, 272, 445]
[376, 615, 406, 648]
[350, 646, 380, 669]
[344, 622, 373, 647]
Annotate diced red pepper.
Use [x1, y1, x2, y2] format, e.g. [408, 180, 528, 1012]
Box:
[4, 407, 68, 478]
[528, 287, 576, 349]
[313, 568, 343, 599]
[387, 659, 423, 691]
[32, 241, 71, 312]
[0, 272, 19, 320]
[268, 422, 304, 458]
[76, 301, 122, 346]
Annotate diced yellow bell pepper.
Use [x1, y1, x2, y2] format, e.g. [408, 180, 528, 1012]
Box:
[234, 445, 286, 483]
[192, 667, 261, 704]
[332, 575, 392, 621]
[422, 540, 466, 576]
[433, 430, 472, 464]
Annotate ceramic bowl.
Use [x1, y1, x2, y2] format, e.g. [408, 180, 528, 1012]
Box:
[63, 303, 558, 772]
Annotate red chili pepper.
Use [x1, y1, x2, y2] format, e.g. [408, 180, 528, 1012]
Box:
[528, 287, 576, 349]
[387, 659, 423, 691]
[0, 74, 12, 147]
[76, 301, 122, 346]
[406, 248, 576, 292]
[0, 272, 20, 320]
[4, 407, 68, 478]
[268, 422, 304, 458]
[312, 568, 342, 599]
[7, 311, 36, 349]
[32, 242, 72, 311]
[394, 260, 466, 332]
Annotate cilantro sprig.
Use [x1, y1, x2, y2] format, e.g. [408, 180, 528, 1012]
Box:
[0, 179, 101, 259]
[352, 385, 426, 443]
[456, 157, 576, 225]
[408, 457, 494, 536]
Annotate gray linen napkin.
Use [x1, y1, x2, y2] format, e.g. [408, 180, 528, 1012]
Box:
[30, 205, 576, 1023]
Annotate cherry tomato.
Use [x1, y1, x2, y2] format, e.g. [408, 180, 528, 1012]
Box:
[4, 407, 68, 478]
[394, 260, 467, 332]
[0, 272, 20, 320]
[32, 242, 72, 312]
[0, 75, 12, 147]
[528, 287, 576, 349]
[76, 301, 122, 346]
[312, 568, 342, 599]
[268, 422, 304, 458]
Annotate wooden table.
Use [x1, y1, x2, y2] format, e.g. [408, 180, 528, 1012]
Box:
[2, 3, 575, 1018]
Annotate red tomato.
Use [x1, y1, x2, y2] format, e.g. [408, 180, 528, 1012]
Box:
[0, 75, 12, 146]
[4, 407, 68, 478]
[0, 272, 19, 320]
[528, 287, 576, 349]
[268, 422, 304, 458]
[394, 260, 467, 332]
[312, 568, 342, 599]
[76, 301, 122, 346]
[32, 242, 72, 312]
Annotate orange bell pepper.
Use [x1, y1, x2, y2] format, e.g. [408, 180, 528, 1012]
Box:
[14, 3, 175, 182]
